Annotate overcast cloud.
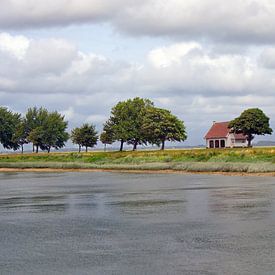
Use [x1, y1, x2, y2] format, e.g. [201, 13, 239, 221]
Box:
[1, 0, 275, 44]
[1, 1, 275, 146]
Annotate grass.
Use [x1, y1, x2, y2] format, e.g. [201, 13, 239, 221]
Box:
[1, 147, 275, 173]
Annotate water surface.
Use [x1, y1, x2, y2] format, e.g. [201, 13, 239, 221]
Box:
[0, 172, 274, 274]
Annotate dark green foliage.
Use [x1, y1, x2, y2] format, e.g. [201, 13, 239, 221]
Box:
[71, 124, 98, 152]
[12, 119, 29, 153]
[71, 127, 82, 152]
[0, 107, 21, 150]
[229, 108, 272, 147]
[25, 107, 69, 153]
[104, 97, 154, 151]
[100, 131, 115, 151]
[142, 107, 187, 150]
[39, 111, 69, 152]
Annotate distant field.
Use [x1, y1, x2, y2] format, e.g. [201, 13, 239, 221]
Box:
[1, 147, 275, 173]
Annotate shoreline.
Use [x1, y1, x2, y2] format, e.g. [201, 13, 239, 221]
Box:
[1, 167, 275, 177]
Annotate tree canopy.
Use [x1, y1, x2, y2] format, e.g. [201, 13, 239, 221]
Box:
[228, 108, 272, 147]
[0, 106, 69, 153]
[25, 107, 69, 153]
[0, 107, 21, 150]
[1, 98, 187, 153]
[104, 97, 154, 151]
[71, 124, 98, 152]
[102, 97, 187, 150]
[142, 107, 187, 150]
[100, 131, 115, 151]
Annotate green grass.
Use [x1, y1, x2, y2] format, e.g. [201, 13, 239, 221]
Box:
[1, 147, 275, 173]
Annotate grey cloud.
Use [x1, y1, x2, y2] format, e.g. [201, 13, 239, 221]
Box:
[1, 34, 275, 145]
[1, 1, 275, 44]
[0, 0, 144, 31]
[22, 39, 77, 76]
[258, 47, 275, 69]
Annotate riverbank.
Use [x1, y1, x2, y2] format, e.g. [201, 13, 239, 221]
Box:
[1, 148, 275, 175]
[1, 167, 275, 177]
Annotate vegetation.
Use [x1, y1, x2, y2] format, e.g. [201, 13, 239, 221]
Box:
[0, 107, 69, 153]
[103, 97, 186, 151]
[0, 107, 21, 150]
[142, 107, 187, 149]
[0, 102, 274, 165]
[71, 124, 98, 152]
[1, 148, 275, 173]
[229, 108, 272, 147]
[100, 131, 114, 151]
[103, 97, 154, 151]
[0, 98, 187, 153]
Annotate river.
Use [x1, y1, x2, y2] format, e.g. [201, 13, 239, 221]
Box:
[0, 172, 274, 274]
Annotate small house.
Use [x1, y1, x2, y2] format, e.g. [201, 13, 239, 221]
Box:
[204, 121, 248, 148]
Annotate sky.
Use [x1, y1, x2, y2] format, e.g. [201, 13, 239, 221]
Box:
[1, 0, 275, 146]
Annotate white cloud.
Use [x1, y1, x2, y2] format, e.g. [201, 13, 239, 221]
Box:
[148, 42, 202, 68]
[0, 32, 29, 59]
[1, 32, 275, 144]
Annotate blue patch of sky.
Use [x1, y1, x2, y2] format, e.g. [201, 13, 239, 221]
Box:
[10, 23, 170, 62]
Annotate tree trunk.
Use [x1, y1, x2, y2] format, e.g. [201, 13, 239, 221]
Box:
[119, 140, 124, 151]
[36, 145, 39, 153]
[78, 145, 81, 153]
[104, 144, 106, 152]
[47, 147, 50, 153]
[161, 140, 165, 150]
[86, 146, 88, 153]
[21, 145, 24, 154]
[247, 134, 253, 147]
[133, 140, 138, 151]
[32, 144, 35, 153]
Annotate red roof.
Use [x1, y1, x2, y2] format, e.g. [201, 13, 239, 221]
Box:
[204, 121, 246, 139]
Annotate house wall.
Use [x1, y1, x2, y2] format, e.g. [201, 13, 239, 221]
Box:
[206, 135, 248, 148]
[206, 138, 226, 148]
[227, 133, 248, 147]
[234, 139, 248, 147]
[226, 133, 234, 147]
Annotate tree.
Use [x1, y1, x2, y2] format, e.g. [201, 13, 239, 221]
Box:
[100, 131, 114, 151]
[102, 119, 116, 149]
[71, 124, 98, 152]
[104, 97, 154, 151]
[0, 107, 21, 150]
[12, 119, 29, 153]
[25, 107, 48, 152]
[125, 97, 154, 150]
[28, 127, 44, 153]
[142, 107, 187, 150]
[26, 107, 69, 153]
[228, 108, 273, 147]
[71, 127, 83, 152]
[39, 111, 69, 153]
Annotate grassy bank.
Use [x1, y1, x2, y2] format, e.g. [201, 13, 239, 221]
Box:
[1, 147, 275, 173]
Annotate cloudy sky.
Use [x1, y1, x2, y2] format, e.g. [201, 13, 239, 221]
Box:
[1, 0, 275, 146]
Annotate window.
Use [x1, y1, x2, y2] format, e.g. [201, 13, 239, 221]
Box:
[220, 140, 225, 148]
[215, 140, 220, 148]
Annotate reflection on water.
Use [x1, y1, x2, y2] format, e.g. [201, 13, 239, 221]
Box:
[0, 172, 274, 274]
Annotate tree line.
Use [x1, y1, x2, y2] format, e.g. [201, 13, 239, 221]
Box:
[0, 99, 272, 153]
[0, 97, 187, 153]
